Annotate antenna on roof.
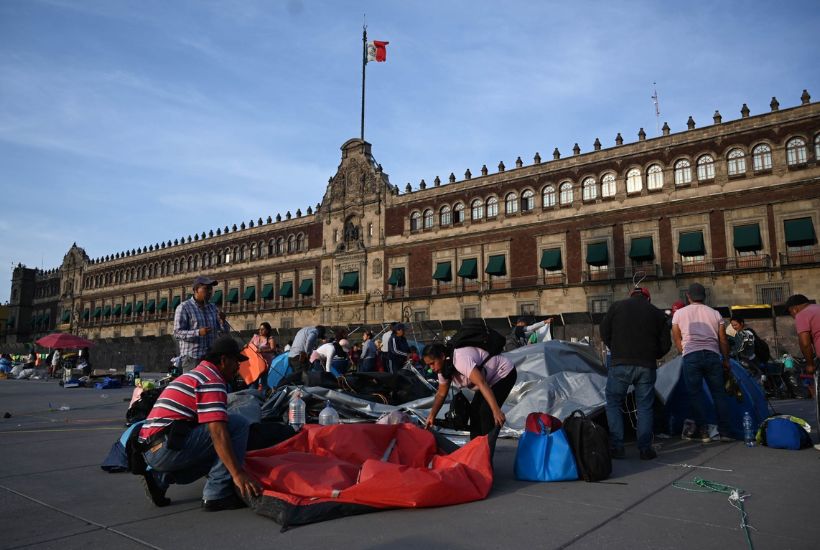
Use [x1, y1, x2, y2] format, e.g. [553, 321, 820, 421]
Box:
[651, 82, 660, 136]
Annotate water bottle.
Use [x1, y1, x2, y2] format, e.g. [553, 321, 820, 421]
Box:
[318, 401, 340, 425]
[288, 390, 306, 431]
[783, 354, 794, 370]
[742, 411, 755, 447]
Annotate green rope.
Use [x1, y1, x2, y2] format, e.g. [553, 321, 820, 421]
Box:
[672, 477, 754, 550]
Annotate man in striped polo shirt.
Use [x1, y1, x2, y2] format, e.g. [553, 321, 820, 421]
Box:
[138, 336, 261, 511]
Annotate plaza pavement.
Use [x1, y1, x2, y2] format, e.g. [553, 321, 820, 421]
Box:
[0, 378, 817, 550]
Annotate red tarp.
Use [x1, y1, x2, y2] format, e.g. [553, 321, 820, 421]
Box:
[244, 423, 494, 527]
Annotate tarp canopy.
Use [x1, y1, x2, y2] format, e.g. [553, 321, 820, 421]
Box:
[298, 279, 313, 296]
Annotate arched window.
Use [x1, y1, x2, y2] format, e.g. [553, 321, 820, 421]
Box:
[601, 173, 616, 197]
[238, 246, 245, 261]
[485, 197, 498, 218]
[173, 259, 179, 273]
[276, 237, 285, 255]
[453, 202, 465, 224]
[268, 239, 275, 256]
[223, 249, 231, 264]
[505, 192, 518, 214]
[674, 160, 692, 185]
[647, 164, 664, 190]
[423, 209, 434, 229]
[142, 265, 148, 279]
[815, 134, 820, 160]
[559, 182, 573, 205]
[186, 256, 192, 271]
[582, 177, 597, 201]
[752, 144, 772, 171]
[410, 211, 421, 231]
[192, 255, 198, 269]
[727, 148, 746, 176]
[208, 252, 214, 267]
[626, 168, 642, 193]
[471, 199, 484, 221]
[697, 155, 715, 181]
[521, 189, 535, 211]
[287, 235, 296, 252]
[440, 205, 451, 226]
[250, 243, 256, 260]
[786, 137, 807, 166]
[542, 185, 556, 207]
[296, 233, 305, 251]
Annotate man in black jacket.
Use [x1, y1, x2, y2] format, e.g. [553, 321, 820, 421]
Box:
[600, 288, 671, 460]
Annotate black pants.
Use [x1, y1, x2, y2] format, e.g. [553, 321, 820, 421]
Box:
[469, 369, 517, 439]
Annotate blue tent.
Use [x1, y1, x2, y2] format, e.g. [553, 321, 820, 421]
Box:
[265, 352, 292, 388]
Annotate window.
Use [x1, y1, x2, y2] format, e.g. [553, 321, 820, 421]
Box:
[519, 302, 537, 316]
[422, 209, 433, 229]
[296, 233, 305, 251]
[461, 305, 480, 320]
[559, 182, 573, 205]
[287, 235, 296, 252]
[752, 144, 772, 171]
[757, 283, 790, 306]
[697, 155, 715, 181]
[582, 177, 597, 201]
[589, 296, 611, 314]
[440, 205, 451, 226]
[521, 189, 535, 211]
[626, 168, 642, 193]
[505, 192, 518, 214]
[410, 211, 421, 231]
[727, 148, 746, 176]
[647, 164, 664, 190]
[413, 310, 429, 323]
[542, 185, 556, 207]
[786, 137, 807, 166]
[238, 246, 246, 262]
[601, 173, 616, 197]
[485, 197, 498, 218]
[815, 134, 820, 160]
[276, 238, 284, 255]
[471, 199, 484, 220]
[453, 202, 465, 224]
[674, 160, 692, 185]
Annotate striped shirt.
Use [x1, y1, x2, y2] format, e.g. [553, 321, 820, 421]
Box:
[138, 362, 228, 443]
[173, 297, 228, 359]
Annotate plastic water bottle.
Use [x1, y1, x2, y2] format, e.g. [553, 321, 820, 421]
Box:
[288, 390, 306, 431]
[318, 401, 340, 426]
[742, 411, 755, 447]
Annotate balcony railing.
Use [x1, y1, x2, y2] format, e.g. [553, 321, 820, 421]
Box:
[780, 249, 820, 266]
[673, 255, 772, 275]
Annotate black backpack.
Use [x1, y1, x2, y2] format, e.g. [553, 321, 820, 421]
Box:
[126, 388, 162, 425]
[451, 319, 507, 356]
[748, 329, 771, 363]
[562, 410, 611, 482]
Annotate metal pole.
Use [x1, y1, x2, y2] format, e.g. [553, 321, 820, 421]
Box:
[360, 26, 367, 141]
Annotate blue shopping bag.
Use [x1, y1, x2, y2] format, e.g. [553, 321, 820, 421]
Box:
[514, 413, 579, 482]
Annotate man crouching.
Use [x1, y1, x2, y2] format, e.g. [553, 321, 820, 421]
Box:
[138, 336, 261, 511]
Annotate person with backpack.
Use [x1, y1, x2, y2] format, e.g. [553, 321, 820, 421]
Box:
[387, 323, 410, 373]
[310, 338, 352, 377]
[600, 287, 671, 460]
[422, 342, 517, 439]
[729, 316, 770, 372]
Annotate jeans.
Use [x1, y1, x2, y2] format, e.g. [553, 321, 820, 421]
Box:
[682, 350, 732, 434]
[359, 356, 376, 373]
[144, 414, 250, 501]
[605, 365, 657, 451]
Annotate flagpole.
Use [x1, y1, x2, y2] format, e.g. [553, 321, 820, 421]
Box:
[361, 25, 367, 142]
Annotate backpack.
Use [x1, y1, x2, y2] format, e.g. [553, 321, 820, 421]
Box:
[126, 387, 162, 425]
[451, 319, 507, 356]
[748, 329, 771, 363]
[561, 410, 611, 482]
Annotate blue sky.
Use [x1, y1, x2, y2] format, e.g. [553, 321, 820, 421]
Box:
[1, 0, 818, 303]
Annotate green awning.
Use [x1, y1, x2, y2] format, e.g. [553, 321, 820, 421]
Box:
[113, 304, 122, 316]
[784, 218, 816, 247]
[339, 271, 359, 291]
[678, 231, 705, 256]
[458, 258, 478, 279]
[226, 288, 239, 303]
[629, 237, 655, 261]
[298, 279, 313, 296]
[485, 255, 507, 276]
[171, 296, 181, 309]
[6, 316, 14, 327]
[124, 303, 133, 315]
[61, 310, 71, 323]
[243, 286, 256, 302]
[83, 309, 90, 320]
[135, 301, 144, 313]
[540, 249, 563, 270]
[158, 298, 168, 311]
[432, 262, 452, 282]
[146, 299, 156, 313]
[279, 281, 293, 297]
[261, 284, 274, 300]
[733, 224, 762, 252]
[93, 307, 102, 318]
[187, 293, 193, 300]
[586, 242, 609, 266]
[103, 305, 112, 317]
[210, 290, 223, 304]
[388, 268, 406, 287]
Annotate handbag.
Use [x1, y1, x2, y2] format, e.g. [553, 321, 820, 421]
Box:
[514, 412, 579, 482]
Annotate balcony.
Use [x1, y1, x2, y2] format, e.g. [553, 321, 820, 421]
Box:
[780, 248, 820, 266]
[673, 255, 772, 276]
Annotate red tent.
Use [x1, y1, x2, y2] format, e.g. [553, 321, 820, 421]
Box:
[244, 423, 494, 529]
[36, 333, 96, 349]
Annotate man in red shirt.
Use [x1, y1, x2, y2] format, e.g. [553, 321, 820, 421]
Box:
[138, 336, 261, 511]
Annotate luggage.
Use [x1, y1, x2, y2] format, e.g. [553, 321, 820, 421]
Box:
[561, 410, 611, 482]
[514, 412, 578, 482]
[756, 415, 811, 450]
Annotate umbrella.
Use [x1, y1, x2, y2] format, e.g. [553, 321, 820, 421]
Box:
[36, 333, 96, 349]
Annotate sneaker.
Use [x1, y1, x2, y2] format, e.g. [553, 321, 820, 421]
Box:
[610, 447, 625, 459]
[639, 448, 658, 460]
[202, 493, 246, 512]
[698, 428, 713, 443]
[141, 472, 170, 507]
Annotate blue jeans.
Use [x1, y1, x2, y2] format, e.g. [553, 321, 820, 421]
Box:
[605, 365, 657, 451]
[144, 414, 250, 500]
[359, 356, 376, 373]
[682, 350, 731, 434]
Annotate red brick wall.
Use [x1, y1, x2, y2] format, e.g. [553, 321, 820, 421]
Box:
[659, 217, 673, 275]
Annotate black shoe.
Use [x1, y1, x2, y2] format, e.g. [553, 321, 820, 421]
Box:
[639, 448, 658, 461]
[610, 447, 625, 459]
[141, 472, 170, 507]
[202, 493, 246, 512]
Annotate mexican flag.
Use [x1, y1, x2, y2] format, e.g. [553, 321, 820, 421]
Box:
[366, 40, 389, 63]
